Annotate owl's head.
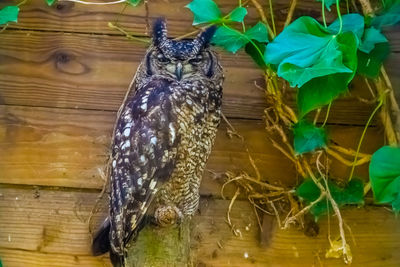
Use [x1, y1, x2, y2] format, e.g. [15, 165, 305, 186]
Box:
[145, 18, 218, 82]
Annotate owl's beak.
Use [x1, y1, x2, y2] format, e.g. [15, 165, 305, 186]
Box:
[175, 62, 183, 81]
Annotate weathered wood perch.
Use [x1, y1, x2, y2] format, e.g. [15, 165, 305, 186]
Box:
[125, 219, 191, 267]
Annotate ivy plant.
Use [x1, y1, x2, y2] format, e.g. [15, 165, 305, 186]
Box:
[46, 0, 56, 6]
[186, 0, 268, 55]
[293, 120, 327, 155]
[370, 146, 400, 213]
[296, 178, 364, 220]
[0, 6, 19, 25]
[185, 0, 400, 224]
[370, 0, 400, 28]
[266, 15, 359, 117]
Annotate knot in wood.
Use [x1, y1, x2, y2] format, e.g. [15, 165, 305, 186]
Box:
[55, 2, 74, 13]
[55, 52, 70, 64]
[154, 205, 182, 227]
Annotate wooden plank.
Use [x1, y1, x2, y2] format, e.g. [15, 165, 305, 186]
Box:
[385, 27, 400, 102]
[193, 198, 400, 267]
[385, 27, 400, 53]
[0, 30, 266, 120]
[385, 53, 400, 103]
[0, 104, 297, 190]
[10, 0, 323, 35]
[1, 186, 400, 266]
[10, 0, 400, 59]
[0, 30, 379, 124]
[0, 105, 383, 192]
[0, 249, 111, 267]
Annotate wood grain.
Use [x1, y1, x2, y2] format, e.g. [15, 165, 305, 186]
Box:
[0, 0, 397, 266]
[10, 0, 324, 35]
[0, 249, 111, 267]
[0, 30, 381, 124]
[0, 104, 383, 192]
[0, 186, 400, 267]
[385, 54, 400, 102]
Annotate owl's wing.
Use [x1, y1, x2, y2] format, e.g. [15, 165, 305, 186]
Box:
[109, 78, 180, 255]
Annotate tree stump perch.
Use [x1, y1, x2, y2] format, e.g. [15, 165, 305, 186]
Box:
[125, 218, 191, 267]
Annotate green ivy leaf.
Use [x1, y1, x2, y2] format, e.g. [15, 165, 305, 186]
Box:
[328, 13, 365, 42]
[371, 3, 400, 29]
[0, 6, 19, 25]
[293, 120, 327, 154]
[296, 178, 364, 220]
[212, 26, 247, 53]
[359, 27, 388, 53]
[229, 6, 247, 22]
[245, 40, 267, 68]
[369, 146, 400, 213]
[127, 0, 142, 6]
[244, 21, 268, 42]
[382, 0, 400, 8]
[186, 0, 221, 25]
[265, 17, 358, 117]
[316, 0, 336, 11]
[265, 17, 355, 89]
[357, 42, 390, 78]
[45, 0, 56, 6]
[213, 22, 268, 53]
[297, 32, 358, 117]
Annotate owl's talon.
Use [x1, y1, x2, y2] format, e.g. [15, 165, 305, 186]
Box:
[154, 205, 183, 227]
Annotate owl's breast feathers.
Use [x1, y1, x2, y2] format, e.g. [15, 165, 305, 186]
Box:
[108, 77, 222, 256]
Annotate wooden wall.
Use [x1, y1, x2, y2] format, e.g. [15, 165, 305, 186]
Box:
[0, 0, 399, 266]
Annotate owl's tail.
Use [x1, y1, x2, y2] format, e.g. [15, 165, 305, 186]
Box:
[92, 217, 111, 256]
[92, 218, 125, 267]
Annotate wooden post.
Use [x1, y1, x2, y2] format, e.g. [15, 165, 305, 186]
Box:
[125, 219, 191, 267]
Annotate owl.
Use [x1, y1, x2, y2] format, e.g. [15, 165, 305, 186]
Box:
[91, 18, 224, 266]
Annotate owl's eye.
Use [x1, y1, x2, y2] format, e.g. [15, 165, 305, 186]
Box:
[157, 53, 170, 64]
[189, 55, 203, 65]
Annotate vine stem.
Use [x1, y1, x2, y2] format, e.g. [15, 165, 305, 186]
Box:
[283, 192, 326, 228]
[358, 0, 374, 13]
[358, 0, 399, 145]
[239, 0, 246, 32]
[17, 0, 28, 6]
[322, 0, 327, 27]
[108, 22, 150, 43]
[364, 181, 371, 195]
[0, 24, 8, 33]
[322, 174, 351, 264]
[250, 0, 275, 39]
[268, 0, 276, 36]
[326, 148, 370, 166]
[114, 2, 129, 25]
[284, 0, 298, 27]
[322, 101, 332, 127]
[330, 144, 371, 157]
[336, 0, 343, 34]
[348, 97, 383, 181]
[376, 75, 400, 145]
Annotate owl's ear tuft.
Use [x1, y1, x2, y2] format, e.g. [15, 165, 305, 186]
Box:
[153, 18, 168, 46]
[196, 26, 217, 47]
